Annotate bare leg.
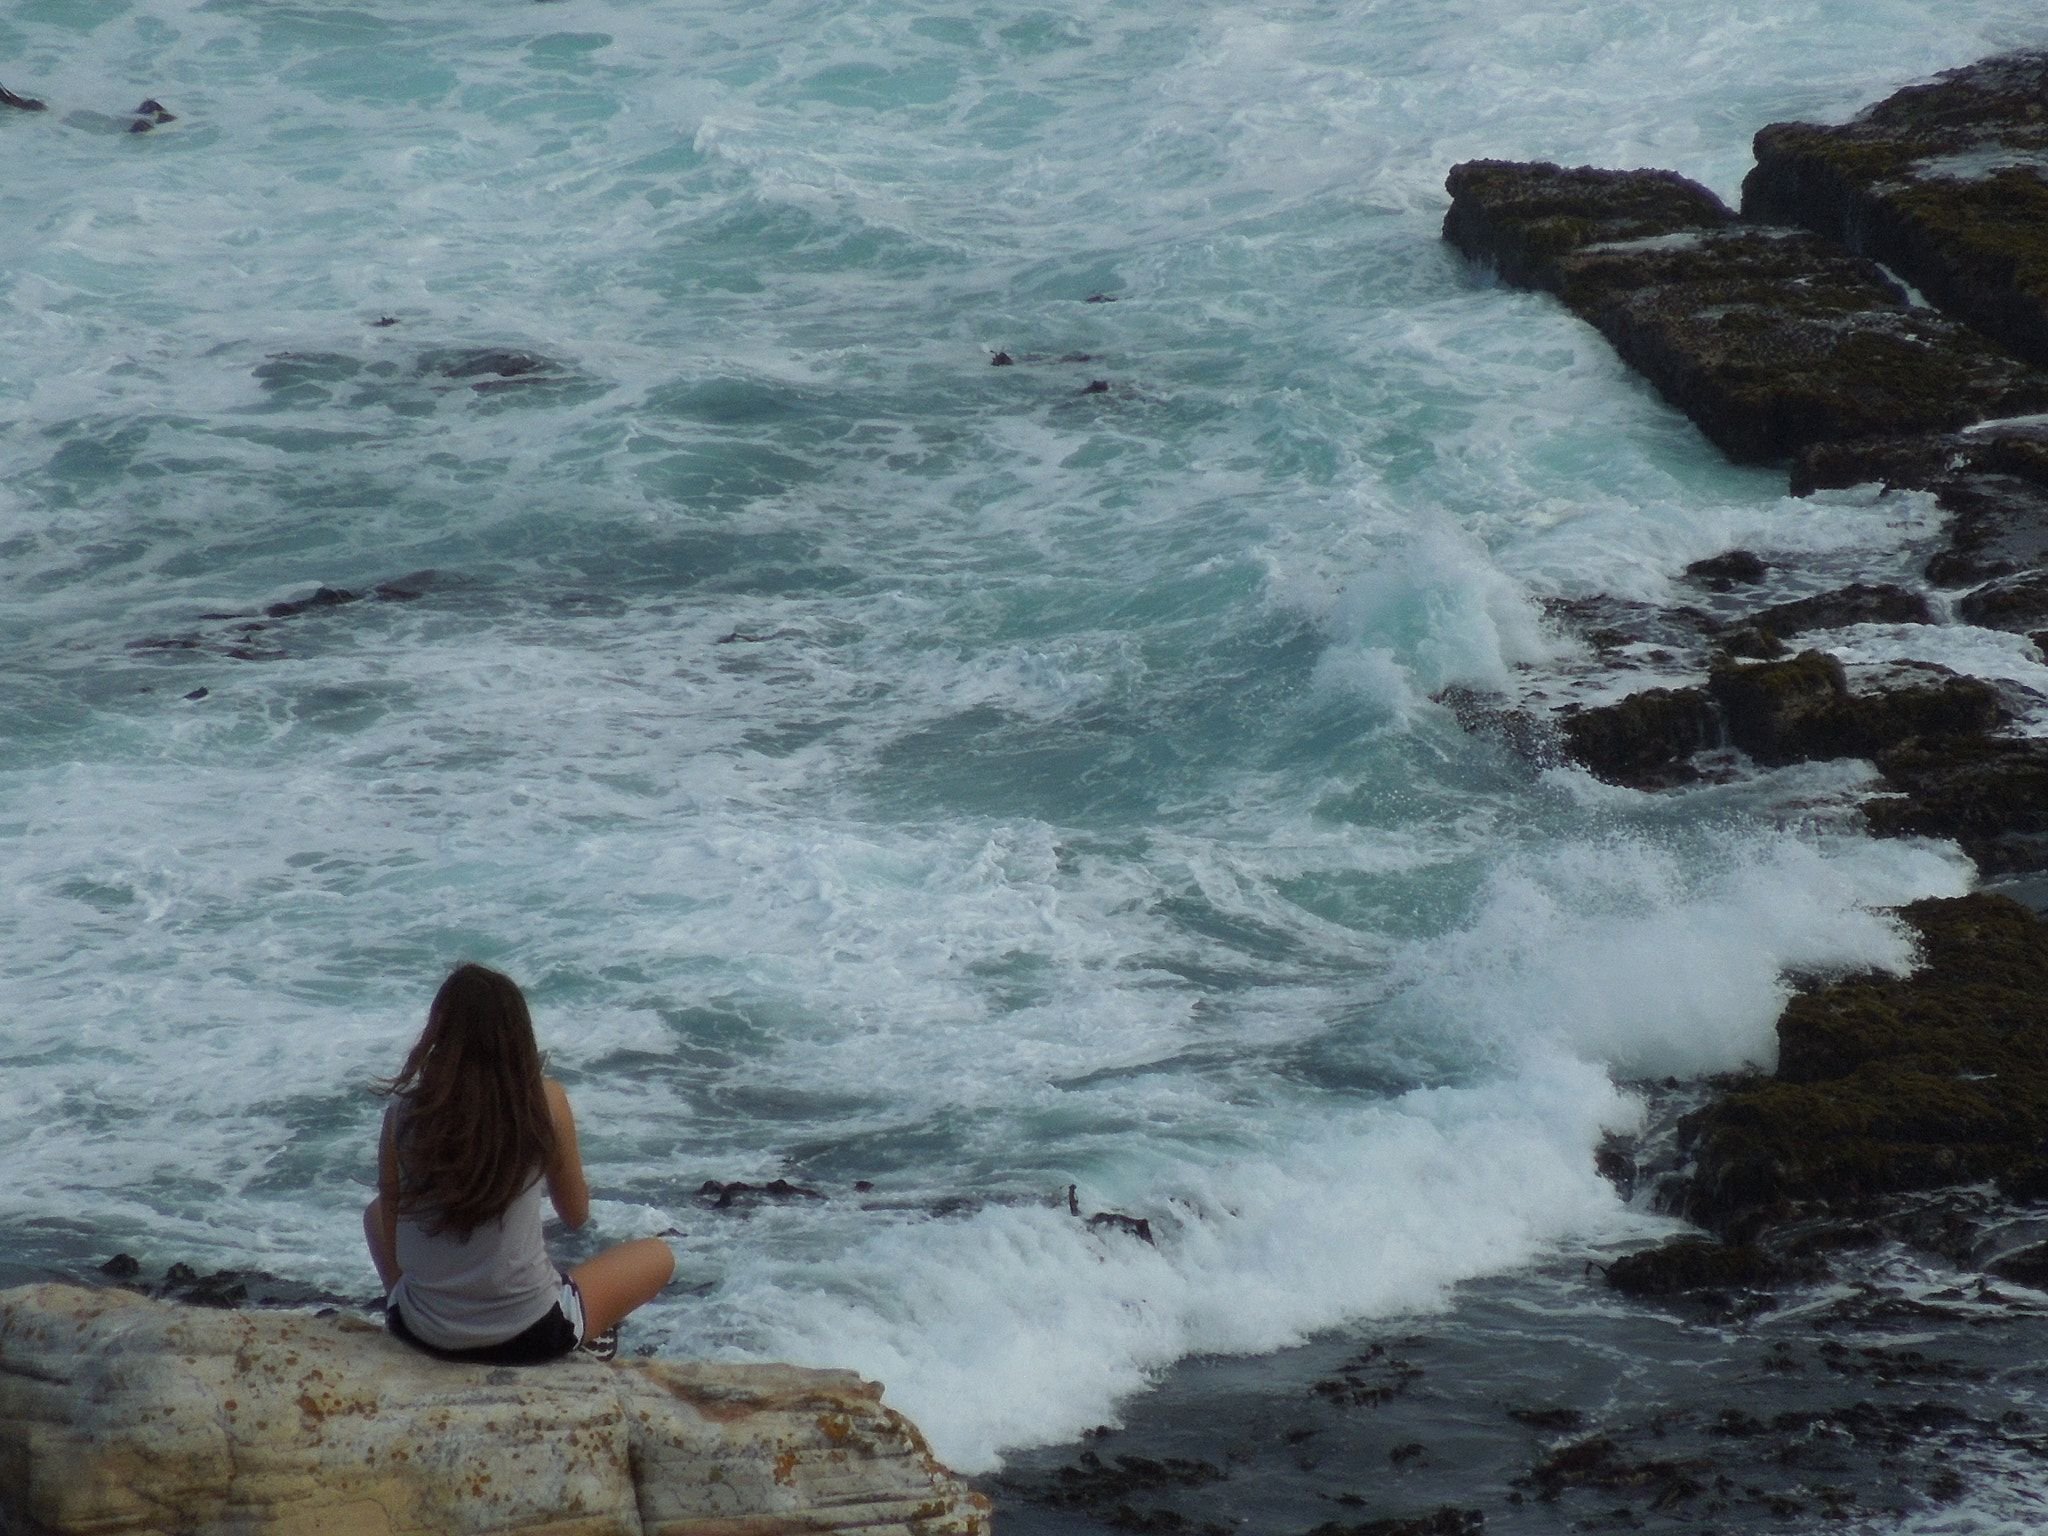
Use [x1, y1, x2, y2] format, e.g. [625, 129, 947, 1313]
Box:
[568, 1238, 675, 1341]
[363, 1196, 400, 1295]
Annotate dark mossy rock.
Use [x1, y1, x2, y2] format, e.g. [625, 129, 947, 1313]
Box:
[1707, 649, 1847, 761]
[1675, 894, 2048, 1235]
[1605, 1240, 1798, 1296]
[1442, 161, 1733, 288]
[1448, 155, 2048, 460]
[1866, 736, 2048, 873]
[1742, 51, 2048, 368]
[2001, 1159, 2048, 1201]
[1741, 582, 1933, 636]
[1548, 230, 2048, 461]
[1709, 651, 2001, 765]
[1560, 653, 2002, 786]
[1959, 569, 2048, 630]
[1792, 421, 2048, 585]
[1686, 549, 1769, 589]
[1555, 688, 1718, 787]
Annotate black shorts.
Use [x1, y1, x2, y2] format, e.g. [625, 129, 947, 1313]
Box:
[386, 1298, 578, 1365]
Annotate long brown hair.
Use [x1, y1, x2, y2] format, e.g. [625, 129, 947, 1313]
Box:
[377, 963, 557, 1240]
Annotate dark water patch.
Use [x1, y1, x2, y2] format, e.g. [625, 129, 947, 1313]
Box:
[248, 351, 361, 408]
[982, 1252, 2048, 1536]
[709, 1082, 886, 1125]
[237, 346, 605, 418]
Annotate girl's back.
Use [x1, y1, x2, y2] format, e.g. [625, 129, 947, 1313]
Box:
[385, 1097, 561, 1351]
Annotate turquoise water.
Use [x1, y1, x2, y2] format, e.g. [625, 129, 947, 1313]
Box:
[3, 0, 2043, 1476]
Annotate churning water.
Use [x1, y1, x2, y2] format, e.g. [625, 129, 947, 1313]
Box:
[4, 0, 2046, 1486]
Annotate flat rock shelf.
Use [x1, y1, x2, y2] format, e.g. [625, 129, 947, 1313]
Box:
[0, 1283, 989, 1536]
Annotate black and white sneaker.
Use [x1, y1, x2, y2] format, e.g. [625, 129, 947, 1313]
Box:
[579, 1326, 619, 1362]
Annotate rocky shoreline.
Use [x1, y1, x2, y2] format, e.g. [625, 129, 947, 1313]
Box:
[1439, 46, 2048, 1249]
[1148, 46, 2048, 1531]
[1444, 46, 2048, 1265]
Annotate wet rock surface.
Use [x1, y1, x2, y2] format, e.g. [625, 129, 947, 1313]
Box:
[1441, 160, 1734, 286]
[1793, 418, 2048, 584]
[1741, 580, 1932, 635]
[1865, 735, 2048, 873]
[1742, 49, 2048, 369]
[1444, 161, 2048, 460]
[984, 1247, 2048, 1536]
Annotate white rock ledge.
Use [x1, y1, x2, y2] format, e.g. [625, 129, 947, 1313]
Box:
[0, 1283, 990, 1536]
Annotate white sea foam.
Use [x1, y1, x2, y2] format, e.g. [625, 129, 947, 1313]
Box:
[692, 1055, 1650, 1470]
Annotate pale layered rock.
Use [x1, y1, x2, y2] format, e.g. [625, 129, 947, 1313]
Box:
[0, 1283, 989, 1536]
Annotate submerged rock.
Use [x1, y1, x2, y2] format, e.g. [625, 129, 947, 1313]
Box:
[1298, 1510, 1481, 1536]
[1444, 161, 2048, 461]
[1604, 1240, 1801, 1297]
[1742, 49, 2048, 369]
[0, 1282, 986, 1536]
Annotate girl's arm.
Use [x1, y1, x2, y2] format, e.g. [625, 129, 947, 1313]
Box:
[543, 1079, 591, 1229]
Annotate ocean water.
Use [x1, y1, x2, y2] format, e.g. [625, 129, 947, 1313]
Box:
[3, 0, 2046, 1493]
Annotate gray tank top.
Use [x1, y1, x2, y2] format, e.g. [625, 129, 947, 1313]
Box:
[384, 1102, 561, 1350]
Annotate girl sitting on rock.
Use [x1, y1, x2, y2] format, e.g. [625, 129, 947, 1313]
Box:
[364, 963, 674, 1363]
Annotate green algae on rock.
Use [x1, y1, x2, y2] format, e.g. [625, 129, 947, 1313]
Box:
[1712, 652, 2002, 767]
[1672, 894, 2048, 1238]
[1556, 651, 2002, 790]
[1555, 686, 1717, 788]
[1865, 736, 2048, 874]
[1443, 162, 2048, 461]
[1742, 50, 2048, 368]
[1442, 160, 1734, 286]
